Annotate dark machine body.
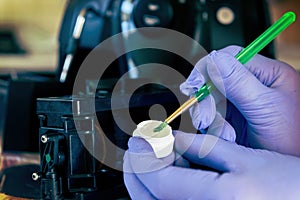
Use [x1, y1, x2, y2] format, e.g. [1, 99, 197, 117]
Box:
[36, 83, 184, 199]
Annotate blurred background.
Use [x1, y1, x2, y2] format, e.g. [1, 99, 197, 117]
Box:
[0, 0, 67, 73]
[0, 0, 299, 73]
[268, 0, 300, 70]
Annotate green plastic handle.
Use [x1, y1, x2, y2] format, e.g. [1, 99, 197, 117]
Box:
[235, 11, 296, 64]
[195, 11, 296, 101]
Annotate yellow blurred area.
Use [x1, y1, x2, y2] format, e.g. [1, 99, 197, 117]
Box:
[0, 0, 67, 72]
[0, 193, 28, 200]
[0, 0, 66, 37]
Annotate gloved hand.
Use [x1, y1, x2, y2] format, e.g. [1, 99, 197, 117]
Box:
[124, 131, 300, 200]
[180, 45, 300, 156]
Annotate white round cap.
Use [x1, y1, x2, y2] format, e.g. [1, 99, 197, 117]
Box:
[133, 120, 174, 158]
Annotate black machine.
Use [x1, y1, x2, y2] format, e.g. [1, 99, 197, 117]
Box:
[35, 83, 185, 199]
[56, 0, 274, 85]
[0, 0, 276, 199]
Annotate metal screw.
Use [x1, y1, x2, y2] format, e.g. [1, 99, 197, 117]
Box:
[41, 135, 48, 143]
[32, 172, 40, 181]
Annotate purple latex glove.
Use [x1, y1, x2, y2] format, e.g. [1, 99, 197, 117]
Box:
[179, 48, 237, 142]
[180, 45, 300, 156]
[124, 131, 300, 200]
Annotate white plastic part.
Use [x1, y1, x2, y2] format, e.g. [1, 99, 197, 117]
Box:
[133, 120, 175, 158]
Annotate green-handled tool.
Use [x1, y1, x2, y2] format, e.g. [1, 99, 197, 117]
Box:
[154, 11, 296, 132]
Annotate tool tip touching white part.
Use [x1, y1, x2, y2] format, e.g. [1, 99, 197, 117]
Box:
[133, 120, 174, 158]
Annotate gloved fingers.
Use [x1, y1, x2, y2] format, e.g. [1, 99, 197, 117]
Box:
[123, 149, 156, 199]
[134, 165, 220, 200]
[124, 140, 223, 200]
[218, 45, 243, 56]
[180, 56, 209, 96]
[123, 170, 157, 200]
[245, 53, 299, 88]
[173, 130, 251, 173]
[174, 152, 190, 168]
[207, 49, 270, 109]
[124, 137, 175, 174]
[189, 95, 216, 130]
[206, 112, 236, 142]
[124, 136, 219, 199]
[180, 45, 242, 98]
